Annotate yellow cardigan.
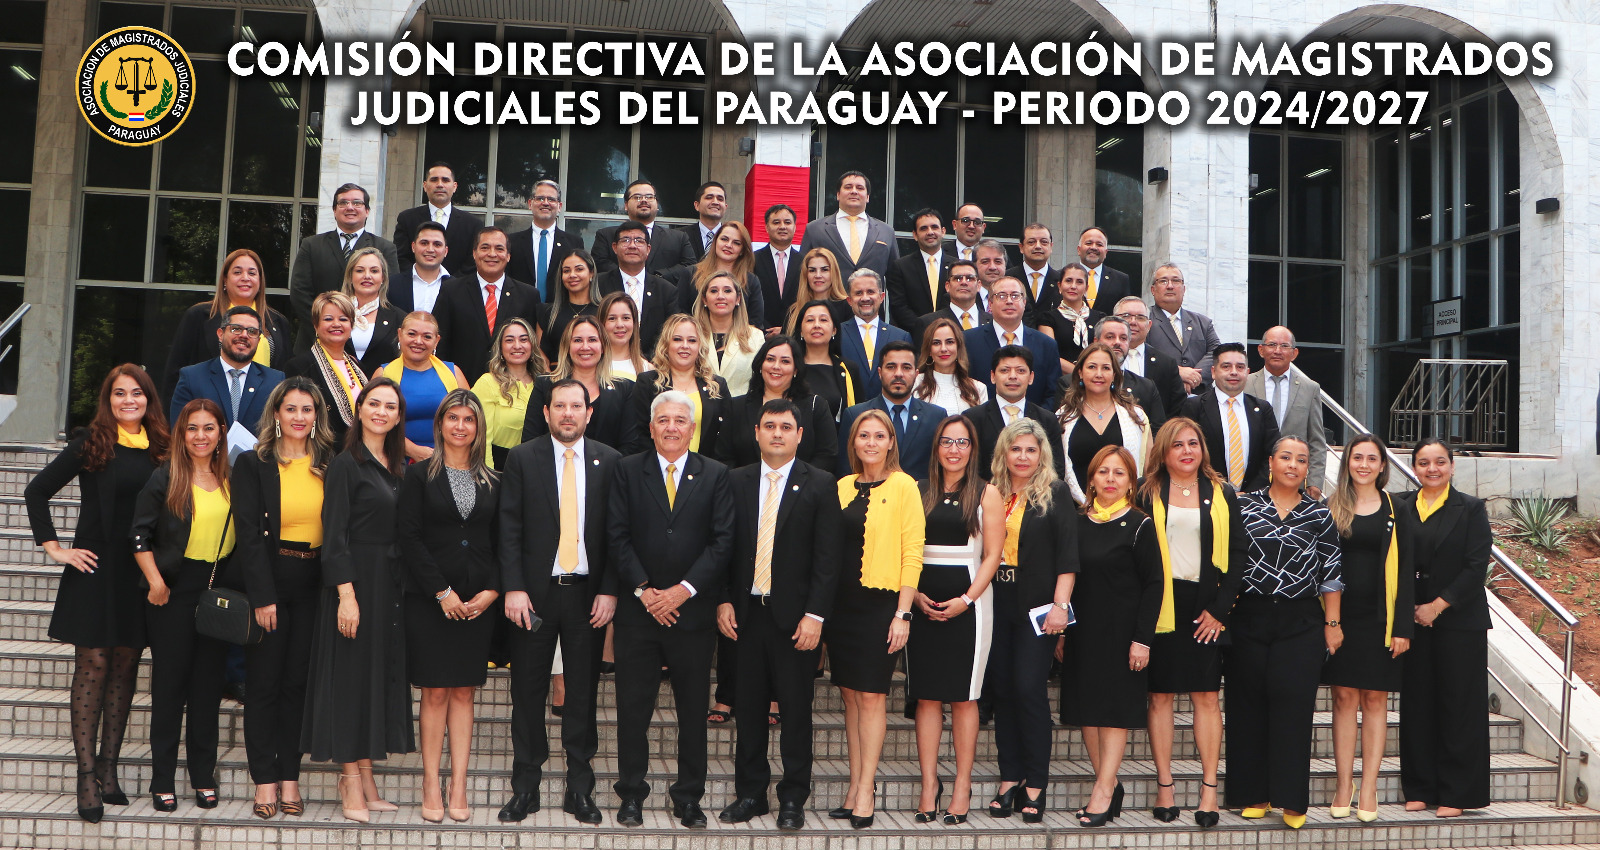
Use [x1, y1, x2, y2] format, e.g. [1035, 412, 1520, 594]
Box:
[838, 470, 925, 592]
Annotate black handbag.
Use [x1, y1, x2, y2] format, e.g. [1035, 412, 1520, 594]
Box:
[193, 516, 264, 645]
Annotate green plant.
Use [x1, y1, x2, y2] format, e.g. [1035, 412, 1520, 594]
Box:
[1505, 493, 1573, 553]
[1533, 610, 1548, 636]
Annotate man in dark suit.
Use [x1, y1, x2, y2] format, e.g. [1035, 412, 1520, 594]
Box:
[288, 183, 400, 354]
[433, 226, 547, 384]
[1147, 263, 1222, 393]
[972, 239, 1011, 314]
[1069, 314, 1167, 434]
[597, 220, 678, 356]
[169, 306, 284, 434]
[885, 208, 955, 332]
[592, 179, 698, 275]
[1009, 223, 1061, 326]
[507, 179, 578, 301]
[608, 390, 734, 829]
[949, 202, 988, 263]
[388, 221, 450, 315]
[677, 181, 727, 262]
[753, 204, 802, 333]
[837, 341, 940, 480]
[716, 400, 841, 830]
[1076, 226, 1132, 314]
[798, 171, 898, 283]
[392, 162, 483, 279]
[963, 345, 1065, 480]
[1179, 343, 1281, 492]
[497, 379, 621, 825]
[914, 260, 989, 347]
[1112, 295, 1186, 427]
[964, 277, 1061, 408]
[836, 270, 911, 398]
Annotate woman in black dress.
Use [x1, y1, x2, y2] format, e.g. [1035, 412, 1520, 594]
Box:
[907, 415, 1003, 824]
[1056, 343, 1151, 504]
[161, 248, 291, 398]
[1325, 434, 1414, 822]
[130, 399, 234, 814]
[1228, 436, 1343, 830]
[1137, 416, 1243, 829]
[1061, 444, 1162, 826]
[26, 364, 169, 822]
[301, 378, 415, 822]
[521, 315, 638, 452]
[983, 419, 1076, 823]
[1401, 438, 1492, 817]
[542, 250, 602, 364]
[796, 300, 863, 423]
[400, 389, 501, 823]
[235, 378, 335, 819]
[714, 335, 839, 471]
[1034, 263, 1103, 379]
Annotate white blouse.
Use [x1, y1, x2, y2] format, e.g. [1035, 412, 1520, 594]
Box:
[1165, 504, 1203, 582]
[913, 370, 988, 417]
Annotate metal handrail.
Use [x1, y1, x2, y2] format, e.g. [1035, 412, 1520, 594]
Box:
[0, 303, 29, 366]
[1318, 389, 1576, 809]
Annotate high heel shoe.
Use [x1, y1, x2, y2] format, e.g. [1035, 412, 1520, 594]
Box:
[280, 797, 304, 817]
[96, 759, 128, 806]
[914, 779, 944, 823]
[448, 804, 471, 822]
[1241, 803, 1273, 818]
[831, 782, 875, 819]
[849, 813, 875, 829]
[194, 788, 219, 809]
[987, 786, 1017, 818]
[1283, 811, 1307, 829]
[420, 791, 445, 825]
[1078, 806, 1112, 827]
[359, 765, 399, 812]
[1356, 782, 1379, 822]
[1019, 789, 1045, 824]
[76, 769, 103, 824]
[339, 773, 370, 823]
[151, 792, 177, 813]
[1152, 780, 1179, 822]
[1195, 780, 1219, 829]
[1331, 781, 1355, 818]
[1109, 782, 1124, 820]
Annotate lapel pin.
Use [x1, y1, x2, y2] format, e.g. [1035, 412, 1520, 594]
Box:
[792, 485, 800, 491]
[686, 474, 694, 480]
[592, 459, 600, 466]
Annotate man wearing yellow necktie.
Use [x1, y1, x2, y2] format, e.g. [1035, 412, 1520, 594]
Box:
[799, 171, 900, 287]
[886, 209, 949, 330]
[714, 400, 842, 828]
[1010, 223, 1057, 319]
[1176, 343, 1281, 493]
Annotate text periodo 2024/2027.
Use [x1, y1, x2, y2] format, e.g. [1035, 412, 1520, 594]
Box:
[1204, 89, 1430, 128]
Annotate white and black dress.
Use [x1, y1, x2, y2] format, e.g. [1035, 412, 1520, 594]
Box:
[905, 488, 991, 702]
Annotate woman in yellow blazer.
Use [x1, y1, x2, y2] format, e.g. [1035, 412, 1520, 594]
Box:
[824, 408, 925, 829]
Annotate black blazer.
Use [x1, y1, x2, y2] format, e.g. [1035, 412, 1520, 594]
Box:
[1179, 390, 1281, 492]
[914, 305, 990, 350]
[677, 221, 713, 262]
[1086, 265, 1132, 314]
[353, 304, 406, 376]
[393, 205, 484, 279]
[397, 462, 499, 598]
[129, 467, 233, 585]
[887, 250, 956, 331]
[230, 450, 323, 608]
[283, 353, 362, 448]
[961, 398, 1066, 480]
[809, 355, 865, 422]
[1006, 263, 1061, 326]
[597, 269, 678, 356]
[432, 275, 548, 385]
[520, 375, 639, 453]
[1353, 491, 1418, 641]
[288, 230, 401, 351]
[498, 436, 620, 607]
[1110, 372, 1168, 436]
[1135, 477, 1247, 627]
[607, 451, 734, 631]
[592, 222, 697, 275]
[161, 302, 291, 400]
[507, 225, 580, 301]
[712, 392, 838, 474]
[753, 245, 803, 329]
[1007, 480, 1080, 619]
[628, 373, 730, 456]
[725, 459, 841, 631]
[1401, 488, 1491, 631]
[1133, 346, 1187, 425]
[673, 270, 768, 331]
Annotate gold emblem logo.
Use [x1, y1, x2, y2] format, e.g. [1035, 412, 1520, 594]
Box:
[77, 27, 194, 147]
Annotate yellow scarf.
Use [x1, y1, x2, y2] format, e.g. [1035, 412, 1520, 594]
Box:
[1087, 495, 1130, 523]
[1151, 483, 1232, 634]
[115, 427, 149, 449]
[386, 355, 457, 395]
[1381, 492, 1400, 648]
[1002, 493, 1025, 565]
[1416, 484, 1451, 523]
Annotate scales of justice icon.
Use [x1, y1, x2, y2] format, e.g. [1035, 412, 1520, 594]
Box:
[113, 55, 159, 116]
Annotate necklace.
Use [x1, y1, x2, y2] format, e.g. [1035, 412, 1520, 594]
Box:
[1084, 401, 1114, 421]
[1171, 476, 1198, 497]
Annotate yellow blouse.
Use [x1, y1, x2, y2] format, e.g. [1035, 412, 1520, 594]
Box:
[839, 471, 925, 591]
[470, 373, 534, 468]
[183, 485, 236, 560]
[278, 455, 324, 548]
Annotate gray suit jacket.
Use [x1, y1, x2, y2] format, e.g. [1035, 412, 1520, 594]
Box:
[288, 229, 400, 354]
[1245, 365, 1330, 491]
[1146, 307, 1221, 384]
[799, 213, 899, 282]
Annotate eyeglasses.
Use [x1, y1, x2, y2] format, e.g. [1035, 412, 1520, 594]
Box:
[531, 196, 561, 204]
[1114, 312, 1150, 323]
[949, 273, 978, 282]
[1153, 278, 1185, 287]
[991, 292, 1025, 302]
[223, 324, 261, 338]
[1260, 341, 1295, 350]
[938, 437, 973, 448]
[626, 193, 657, 201]
[616, 236, 649, 246]
[333, 199, 366, 209]
[956, 217, 986, 226]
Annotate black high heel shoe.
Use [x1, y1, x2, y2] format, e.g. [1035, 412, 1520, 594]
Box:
[987, 786, 1017, 818]
[76, 769, 103, 824]
[1019, 788, 1046, 824]
[1194, 780, 1219, 829]
[1152, 780, 1180, 822]
[914, 779, 944, 823]
[1109, 782, 1124, 820]
[97, 759, 128, 806]
[832, 782, 876, 820]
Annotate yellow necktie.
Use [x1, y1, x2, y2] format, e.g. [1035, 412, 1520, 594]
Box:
[1004, 331, 1016, 346]
[1170, 312, 1185, 345]
[558, 449, 579, 572]
[847, 215, 862, 263]
[1086, 268, 1098, 306]
[927, 256, 940, 305]
[754, 471, 782, 594]
[665, 463, 677, 510]
[1004, 404, 1020, 423]
[961, 312, 973, 330]
[1225, 398, 1246, 488]
[862, 322, 876, 364]
[1030, 272, 1042, 301]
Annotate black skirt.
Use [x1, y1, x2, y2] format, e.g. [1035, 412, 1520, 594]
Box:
[1322, 510, 1404, 692]
[825, 579, 900, 694]
[1147, 579, 1224, 693]
[405, 593, 496, 688]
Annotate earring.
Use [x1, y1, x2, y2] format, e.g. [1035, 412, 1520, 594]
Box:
[274, 419, 281, 438]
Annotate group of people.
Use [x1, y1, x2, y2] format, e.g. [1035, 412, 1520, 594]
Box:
[26, 166, 1493, 833]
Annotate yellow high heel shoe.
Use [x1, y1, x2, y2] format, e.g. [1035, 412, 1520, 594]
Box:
[1355, 782, 1378, 822]
[1331, 783, 1355, 818]
[1283, 811, 1307, 829]
[1241, 803, 1273, 819]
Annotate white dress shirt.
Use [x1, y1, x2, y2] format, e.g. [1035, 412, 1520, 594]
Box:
[656, 452, 696, 596]
[477, 273, 505, 303]
[428, 203, 452, 227]
[1216, 390, 1253, 478]
[1021, 263, 1051, 301]
[409, 264, 449, 315]
[696, 222, 717, 252]
[992, 321, 1025, 348]
[550, 437, 589, 575]
[1125, 343, 1147, 377]
[955, 242, 977, 262]
[948, 303, 983, 329]
[997, 396, 1027, 426]
[529, 224, 558, 267]
[620, 269, 647, 308]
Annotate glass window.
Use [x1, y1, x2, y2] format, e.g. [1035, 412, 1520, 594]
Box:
[1436, 111, 1453, 238]
[0, 50, 40, 184]
[636, 88, 705, 216]
[962, 120, 1024, 240]
[1407, 253, 1431, 340]
[169, 5, 236, 57]
[159, 59, 227, 193]
[1461, 238, 1490, 330]
[1285, 263, 1342, 344]
[566, 83, 632, 215]
[238, 9, 308, 49]
[68, 287, 196, 423]
[891, 122, 956, 232]
[1285, 136, 1341, 260]
[494, 78, 562, 210]
[98, 1, 162, 31]
[85, 134, 153, 190]
[1501, 236, 1519, 326]
[1094, 125, 1142, 248]
[0, 189, 28, 278]
[79, 194, 149, 282]
[1499, 90, 1520, 227]
[1461, 97, 1490, 235]
[1407, 124, 1432, 250]
[420, 76, 493, 208]
[1248, 133, 1280, 257]
[301, 76, 323, 200]
[231, 72, 304, 197]
[1372, 133, 1399, 258]
[1373, 261, 1399, 343]
[1247, 260, 1278, 341]
[153, 197, 220, 285]
[227, 201, 295, 285]
[0, 0, 46, 44]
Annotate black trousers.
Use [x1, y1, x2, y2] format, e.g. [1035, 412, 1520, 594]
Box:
[1400, 625, 1491, 809]
[1223, 594, 1325, 813]
[991, 585, 1056, 790]
[613, 623, 714, 806]
[508, 580, 603, 795]
[714, 632, 738, 709]
[732, 601, 820, 804]
[243, 552, 320, 785]
[146, 585, 228, 793]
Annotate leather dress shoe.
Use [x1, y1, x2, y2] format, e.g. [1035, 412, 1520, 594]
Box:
[777, 801, 805, 831]
[498, 792, 538, 822]
[718, 797, 769, 823]
[563, 791, 602, 824]
[674, 801, 708, 828]
[616, 799, 644, 827]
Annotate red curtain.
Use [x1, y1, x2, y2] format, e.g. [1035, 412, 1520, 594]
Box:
[742, 163, 811, 242]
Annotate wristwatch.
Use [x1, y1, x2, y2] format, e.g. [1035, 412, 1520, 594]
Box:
[1057, 602, 1071, 612]
[634, 587, 646, 599]
[1325, 619, 1341, 627]
[894, 610, 913, 621]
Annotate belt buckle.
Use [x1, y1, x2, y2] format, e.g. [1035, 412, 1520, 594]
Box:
[555, 574, 580, 585]
[757, 593, 772, 606]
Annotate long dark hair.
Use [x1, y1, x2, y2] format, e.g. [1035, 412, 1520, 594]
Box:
[165, 399, 230, 518]
[1056, 341, 1143, 427]
[346, 377, 408, 476]
[914, 317, 982, 408]
[81, 364, 170, 472]
[923, 415, 983, 538]
[745, 335, 810, 400]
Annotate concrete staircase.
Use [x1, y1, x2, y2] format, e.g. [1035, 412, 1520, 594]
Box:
[0, 445, 1596, 849]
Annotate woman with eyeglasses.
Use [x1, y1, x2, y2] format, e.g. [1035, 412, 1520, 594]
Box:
[162, 249, 291, 399]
